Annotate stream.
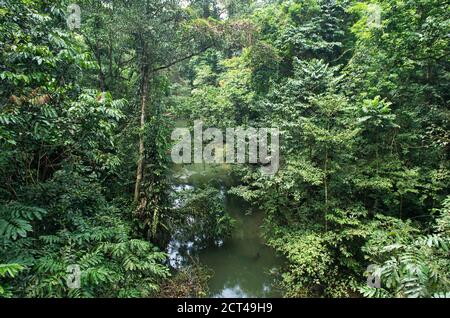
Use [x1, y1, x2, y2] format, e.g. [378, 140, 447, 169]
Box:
[168, 163, 283, 298]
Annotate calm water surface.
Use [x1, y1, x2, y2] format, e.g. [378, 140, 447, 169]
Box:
[169, 163, 283, 298]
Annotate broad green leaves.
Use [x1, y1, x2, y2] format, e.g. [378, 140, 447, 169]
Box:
[0, 203, 46, 240]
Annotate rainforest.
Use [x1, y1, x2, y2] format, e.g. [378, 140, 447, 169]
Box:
[0, 0, 449, 299]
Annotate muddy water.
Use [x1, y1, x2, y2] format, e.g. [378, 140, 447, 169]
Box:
[169, 163, 283, 298]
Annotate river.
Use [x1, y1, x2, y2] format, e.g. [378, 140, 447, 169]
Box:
[168, 163, 283, 298]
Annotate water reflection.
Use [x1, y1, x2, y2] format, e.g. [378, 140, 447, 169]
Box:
[169, 163, 283, 298]
[198, 195, 282, 298]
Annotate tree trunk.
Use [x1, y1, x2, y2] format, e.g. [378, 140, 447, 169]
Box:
[324, 146, 328, 232]
[134, 65, 150, 203]
[324, 119, 330, 232]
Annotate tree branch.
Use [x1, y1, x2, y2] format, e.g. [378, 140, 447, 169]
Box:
[151, 46, 212, 73]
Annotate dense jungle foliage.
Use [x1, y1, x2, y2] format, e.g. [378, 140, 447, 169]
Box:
[0, 0, 449, 298]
